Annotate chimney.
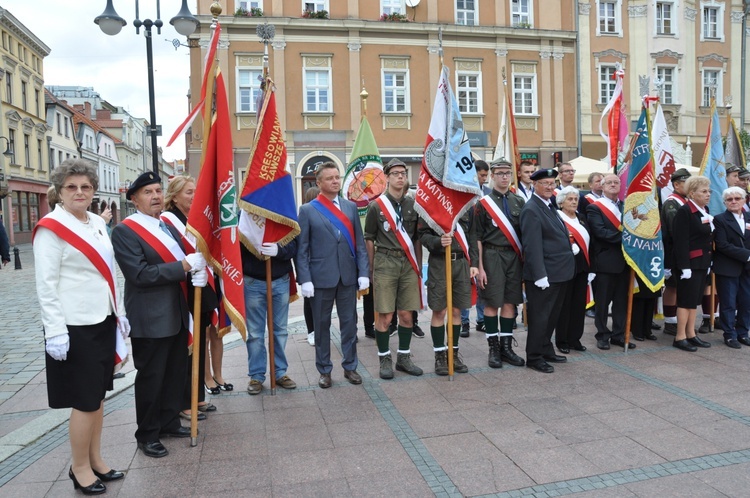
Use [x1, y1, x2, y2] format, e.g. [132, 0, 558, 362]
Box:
[84, 101, 93, 118]
[96, 109, 111, 120]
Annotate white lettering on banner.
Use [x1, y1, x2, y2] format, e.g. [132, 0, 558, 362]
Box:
[203, 205, 214, 225]
[622, 232, 663, 251]
[417, 171, 455, 216]
[222, 256, 244, 286]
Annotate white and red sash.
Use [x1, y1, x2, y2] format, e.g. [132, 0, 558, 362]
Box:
[376, 196, 425, 308]
[479, 195, 522, 257]
[666, 193, 686, 207]
[559, 212, 594, 308]
[122, 213, 194, 348]
[593, 198, 623, 231]
[33, 211, 128, 370]
[161, 211, 219, 327]
[454, 223, 470, 263]
[585, 193, 600, 204]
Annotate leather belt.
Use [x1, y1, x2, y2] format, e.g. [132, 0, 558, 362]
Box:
[483, 242, 513, 252]
[376, 247, 405, 257]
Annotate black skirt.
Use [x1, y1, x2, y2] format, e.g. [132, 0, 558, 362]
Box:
[676, 271, 709, 309]
[46, 314, 116, 412]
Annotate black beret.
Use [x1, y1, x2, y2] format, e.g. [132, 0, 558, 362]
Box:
[530, 168, 559, 181]
[126, 172, 162, 200]
[384, 158, 407, 175]
[726, 164, 741, 174]
[670, 168, 691, 182]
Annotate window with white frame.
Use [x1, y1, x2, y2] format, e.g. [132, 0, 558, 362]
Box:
[381, 0, 404, 15]
[597, 1, 620, 35]
[655, 1, 675, 35]
[382, 71, 409, 113]
[303, 1, 328, 13]
[304, 69, 330, 112]
[239, 1, 261, 9]
[701, 68, 721, 106]
[457, 72, 481, 114]
[701, 2, 724, 41]
[655, 66, 676, 104]
[237, 67, 263, 113]
[513, 73, 536, 115]
[599, 65, 617, 104]
[511, 0, 532, 27]
[456, 0, 477, 26]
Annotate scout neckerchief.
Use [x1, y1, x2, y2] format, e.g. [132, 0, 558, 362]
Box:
[33, 208, 128, 370]
[311, 194, 356, 257]
[479, 193, 522, 258]
[376, 194, 425, 308]
[593, 197, 623, 232]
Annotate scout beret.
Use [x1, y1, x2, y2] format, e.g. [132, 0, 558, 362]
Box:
[126, 172, 162, 200]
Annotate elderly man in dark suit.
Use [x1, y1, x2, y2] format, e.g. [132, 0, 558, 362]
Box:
[112, 172, 208, 458]
[520, 168, 575, 373]
[713, 186, 750, 349]
[297, 162, 370, 388]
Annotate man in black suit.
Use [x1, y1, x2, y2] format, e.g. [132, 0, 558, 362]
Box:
[586, 173, 635, 351]
[713, 186, 750, 349]
[112, 172, 207, 458]
[519, 169, 575, 373]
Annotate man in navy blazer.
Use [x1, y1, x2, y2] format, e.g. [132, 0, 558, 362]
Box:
[520, 169, 575, 373]
[297, 162, 370, 388]
[713, 186, 750, 349]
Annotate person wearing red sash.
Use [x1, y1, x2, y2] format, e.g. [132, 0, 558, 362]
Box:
[112, 172, 208, 458]
[34, 159, 127, 494]
[554, 186, 594, 353]
[471, 160, 526, 369]
[365, 159, 424, 379]
[586, 174, 634, 351]
[660, 168, 691, 336]
[297, 162, 370, 388]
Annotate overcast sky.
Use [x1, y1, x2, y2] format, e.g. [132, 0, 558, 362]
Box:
[4, 0, 198, 162]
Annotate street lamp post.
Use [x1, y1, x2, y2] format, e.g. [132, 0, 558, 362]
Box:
[94, 0, 199, 175]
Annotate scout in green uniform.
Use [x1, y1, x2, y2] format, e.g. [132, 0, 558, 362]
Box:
[470, 159, 526, 368]
[419, 212, 476, 374]
[364, 159, 423, 379]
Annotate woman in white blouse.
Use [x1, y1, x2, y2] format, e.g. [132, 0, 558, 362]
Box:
[34, 159, 129, 495]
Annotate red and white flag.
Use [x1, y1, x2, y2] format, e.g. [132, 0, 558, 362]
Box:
[652, 105, 676, 200]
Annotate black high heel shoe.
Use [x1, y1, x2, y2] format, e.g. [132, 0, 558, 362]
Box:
[69, 467, 106, 495]
[93, 469, 125, 482]
[214, 377, 234, 392]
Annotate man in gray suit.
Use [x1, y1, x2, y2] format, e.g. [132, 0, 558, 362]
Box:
[112, 172, 207, 458]
[520, 169, 575, 373]
[297, 162, 370, 388]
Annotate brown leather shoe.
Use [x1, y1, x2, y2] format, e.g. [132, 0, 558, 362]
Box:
[343, 369, 362, 385]
[318, 373, 332, 389]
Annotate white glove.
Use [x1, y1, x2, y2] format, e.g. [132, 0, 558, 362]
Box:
[358, 277, 370, 291]
[301, 282, 315, 298]
[185, 253, 206, 272]
[571, 243, 580, 255]
[707, 267, 711, 276]
[192, 268, 208, 287]
[117, 316, 131, 339]
[680, 269, 692, 280]
[46, 334, 69, 361]
[664, 268, 672, 279]
[260, 243, 279, 257]
[534, 277, 550, 289]
[587, 273, 596, 284]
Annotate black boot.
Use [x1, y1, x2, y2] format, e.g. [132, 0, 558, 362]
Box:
[487, 336, 502, 368]
[500, 336, 525, 366]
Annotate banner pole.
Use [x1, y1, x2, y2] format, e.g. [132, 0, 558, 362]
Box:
[266, 258, 276, 395]
[624, 270, 635, 355]
[190, 288, 202, 446]
[446, 243, 454, 380]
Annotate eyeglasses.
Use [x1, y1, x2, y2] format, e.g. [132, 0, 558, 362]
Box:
[603, 181, 620, 186]
[388, 171, 407, 178]
[536, 181, 556, 187]
[560, 169, 575, 174]
[725, 197, 744, 202]
[493, 171, 512, 177]
[62, 184, 94, 192]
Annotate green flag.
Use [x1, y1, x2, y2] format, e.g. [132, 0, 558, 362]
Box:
[342, 118, 387, 217]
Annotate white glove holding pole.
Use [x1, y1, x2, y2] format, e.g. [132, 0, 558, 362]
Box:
[301, 282, 315, 298]
[587, 273, 596, 284]
[260, 243, 279, 257]
[664, 268, 672, 279]
[192, 268, 208, 287]
[46, 334, 69, 361]
[534, 277, 550, 289]
[358, 277, 370, 291]
[185, 253, 206, 272]
[117, 316, 131, 339]
[680, 269, 692, 280]
[571, 243, 580, 255]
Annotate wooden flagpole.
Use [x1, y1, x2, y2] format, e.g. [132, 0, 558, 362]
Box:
[624, 270, 635, 354]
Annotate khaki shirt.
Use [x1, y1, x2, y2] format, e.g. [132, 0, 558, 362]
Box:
[470, 189, 525, 261]
[364, 192, 419, 250]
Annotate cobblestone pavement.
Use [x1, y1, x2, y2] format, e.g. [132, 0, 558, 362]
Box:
[3, 244, 750, 496]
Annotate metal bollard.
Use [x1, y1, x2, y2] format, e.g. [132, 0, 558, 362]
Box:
[13, 247, 21, 270]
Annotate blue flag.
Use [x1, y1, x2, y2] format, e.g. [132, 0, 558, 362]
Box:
[700, 101, 728, 215]
[622, 105, 664, 293]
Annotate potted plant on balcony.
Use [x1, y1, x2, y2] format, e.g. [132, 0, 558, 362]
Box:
[235, 6, 264, 17]
[302, 9, 329, 19]
[380, 12, 409, 22]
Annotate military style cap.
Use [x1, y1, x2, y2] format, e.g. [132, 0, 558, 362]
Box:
[530, 168, 559, 181]
[489, 158, 512, 170]
[384, 158, 407, 175]
[126, 172, 162, 200]
[739, 168, 750, 179]
[726, 164, 741, 174]
[670, 168, 691, 182]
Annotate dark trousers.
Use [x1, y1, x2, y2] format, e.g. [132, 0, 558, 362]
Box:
[311, 280, 358, 374]
[304, 297, 314, 333]
[631, 297, 657, 339]
[555, 271, 587, 348]
[131, 328, 188, 442]
[594, 270, 629, 342]
[525, 281, 567, 363]
[363, 283, 374, 331]
[716, 274, 750, 341]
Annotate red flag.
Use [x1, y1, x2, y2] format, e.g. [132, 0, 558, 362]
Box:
[187, 67, 247, 340]
[506, 83, 521, 178]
